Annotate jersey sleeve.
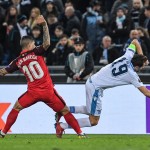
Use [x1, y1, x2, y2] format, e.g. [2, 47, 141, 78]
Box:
[33, 45, 45, 56]
[124, 43, 136, 61]
[128, 71, 143, 88]
[5, 59, 19, 73]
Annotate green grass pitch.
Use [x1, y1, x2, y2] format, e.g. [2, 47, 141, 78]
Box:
[0, 134, 150, 150]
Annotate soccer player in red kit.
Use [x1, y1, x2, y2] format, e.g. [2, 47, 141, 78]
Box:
[0, 15, 85, 138]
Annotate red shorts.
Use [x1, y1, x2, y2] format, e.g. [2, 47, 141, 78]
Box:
[18, 88, 66, 112]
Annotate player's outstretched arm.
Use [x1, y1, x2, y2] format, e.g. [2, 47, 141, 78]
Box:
[0, 68, 8, 76]
[138, 86, 150, 98]
[36, 15, 50, 50]
[131, 39, 143, 55]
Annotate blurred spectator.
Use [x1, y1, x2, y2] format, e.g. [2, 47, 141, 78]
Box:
[54, 25, 64, 36]
[130, 0, 143, 28]
[42, 0, 59, 18]
[63, 0, 82, 21]
[108, 7, 133, 45]
[58, 0, 81, 26]
[8, 14, 30, 62]
[0, 5, 6, 47]
[65, 36, 94, 83]
[45, 14, 59, 65]
[129, 29, 139, 38]
[122, 29, 139, 54]
[6, 0, 36, 18]
[111, 0, 133, 17]
[81, 0, 106, 53]
[0, 4, 6, 65]
[46, 25, 64, 65]
[20, 0, 37, 18]
[143, 0, 150, 6]
[52, 34, 74, 65]
[0, 43, 4, 65]
[2, 6, 18, 65]
[53, 0, 64, 13]
[137, 26, 150, 37]
[136, 26, 150, 60]
[102, 0, 116, 24]
[93, 35, 120, 65]
[50, 25, 63, 50]
[0, 0, 11, 9]
[28, 7, 41, 29]
[144, 6, 150, 35]
[31, 25, 42, 46]
[70, 28, 80, 44]
[10, 0, 21, 15]
[47, 14, 59, 37]
[120, 3, 130, 16]
[122, 29, 148, 56]
[41, 0, 64, 14]
[2, 0, 150, 67]
[70, 28, 79, 38]
[62, 6, 80, 36]
[139, 1, 150, 27]
[3, 6, 18, 34]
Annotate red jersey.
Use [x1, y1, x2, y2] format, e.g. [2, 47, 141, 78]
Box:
[5, 45, 53, 90]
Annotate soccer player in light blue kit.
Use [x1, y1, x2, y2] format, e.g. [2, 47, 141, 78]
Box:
[55, 39, 150, 137]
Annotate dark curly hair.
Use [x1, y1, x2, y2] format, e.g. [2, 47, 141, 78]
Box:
[131, 54, 148, 67]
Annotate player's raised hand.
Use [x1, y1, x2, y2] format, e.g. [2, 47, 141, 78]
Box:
[36, 15, 46, 26]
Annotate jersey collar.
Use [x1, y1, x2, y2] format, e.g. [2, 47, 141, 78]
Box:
[21, 49, 29, 54]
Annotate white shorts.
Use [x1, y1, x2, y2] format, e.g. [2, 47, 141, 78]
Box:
[85, 78, 102, 116]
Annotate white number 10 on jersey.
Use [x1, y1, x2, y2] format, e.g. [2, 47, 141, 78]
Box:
[22, 61, 44, 82]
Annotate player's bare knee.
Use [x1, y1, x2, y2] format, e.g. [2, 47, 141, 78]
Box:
[59, 106, 69, 116]
[13, 101, 23, 111]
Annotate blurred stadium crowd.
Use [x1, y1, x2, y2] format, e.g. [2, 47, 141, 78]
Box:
[0, 0, 150, 67]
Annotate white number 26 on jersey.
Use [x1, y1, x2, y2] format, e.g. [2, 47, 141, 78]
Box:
[22, 61, 44, 82]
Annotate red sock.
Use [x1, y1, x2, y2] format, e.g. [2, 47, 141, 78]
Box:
[64, 112, 82, 134]
[3, 109, 19, 134]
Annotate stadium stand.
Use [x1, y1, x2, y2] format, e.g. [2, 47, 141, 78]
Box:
[0, 0, 150, 83]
